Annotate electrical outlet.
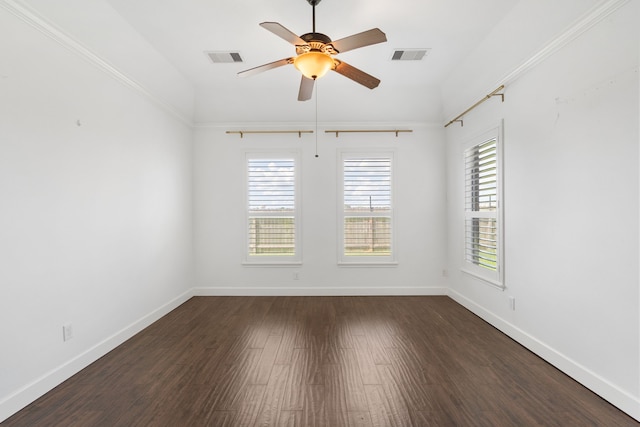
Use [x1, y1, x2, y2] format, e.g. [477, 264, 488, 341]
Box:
[63, 323, 73, 342]
[293, 272, 299, 280]
[508, 296, 516, 311]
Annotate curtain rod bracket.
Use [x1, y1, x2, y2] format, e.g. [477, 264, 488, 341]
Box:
[444, 85, 505, 128]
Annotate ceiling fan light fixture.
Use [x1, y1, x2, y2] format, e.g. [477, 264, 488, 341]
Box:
[293, 51, 335, 80]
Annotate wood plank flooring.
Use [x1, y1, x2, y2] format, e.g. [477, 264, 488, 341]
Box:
[3, 296, 638, 426]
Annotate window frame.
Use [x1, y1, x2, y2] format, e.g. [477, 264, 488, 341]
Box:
[461, 124, 504, 288]
[244, 151, 302, 265]
[338, 150, 397, 266]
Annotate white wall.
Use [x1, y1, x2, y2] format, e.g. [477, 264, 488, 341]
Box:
[0, 5, 194, 421]
[194, 123, 447, 295]
[443, 0, 639, 419]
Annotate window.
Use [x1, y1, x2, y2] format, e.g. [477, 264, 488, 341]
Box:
[339, 152, 395, 264]
[245, 154, 300, 264]
[463, 127, 503, 287]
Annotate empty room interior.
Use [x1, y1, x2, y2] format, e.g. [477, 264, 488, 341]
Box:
[1, 0, 639, 425]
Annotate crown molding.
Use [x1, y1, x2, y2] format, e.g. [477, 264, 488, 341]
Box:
[0, 0, 193, 127]
[498, 0, 630, 87]
[444, 0, 631, 127]
[194, 121, 442, 130]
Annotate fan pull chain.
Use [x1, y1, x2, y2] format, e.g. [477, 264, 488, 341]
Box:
[315, 82, 319, 158]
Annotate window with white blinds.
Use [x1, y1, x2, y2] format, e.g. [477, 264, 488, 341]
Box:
[463, 128, 503, 287]
[246, 155, 300, 263]
[339, 153, 394, 264]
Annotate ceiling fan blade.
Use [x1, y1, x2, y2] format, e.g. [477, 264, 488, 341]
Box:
[260, 22, 307, 46]
[333, 61, 381, 89]
[330, 28, 387, 53]
[238, 58, 293, 78]
[298, 76, 315, 101]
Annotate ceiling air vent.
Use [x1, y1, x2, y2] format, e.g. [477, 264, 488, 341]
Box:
[206, 51, 243, 63]
[391, 49, 430, 61]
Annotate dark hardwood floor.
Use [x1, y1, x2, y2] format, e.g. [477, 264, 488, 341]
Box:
[3, 296, 638, 426]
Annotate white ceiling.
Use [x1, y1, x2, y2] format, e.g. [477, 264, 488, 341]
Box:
[104, 0, 519, 124]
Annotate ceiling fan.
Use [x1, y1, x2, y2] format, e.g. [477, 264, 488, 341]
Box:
[238, 0, 387, 101]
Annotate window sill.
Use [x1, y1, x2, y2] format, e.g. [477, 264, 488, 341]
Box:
[461, 268, 505, 290]
[243, 261, 302, 267]
[338, 261, 398, 268]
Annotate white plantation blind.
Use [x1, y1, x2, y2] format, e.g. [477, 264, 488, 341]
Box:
[342, 156, 393, 259]
[247, 157, 297, 258]
[465, 217, 497, 270]
[464, 137, 500, 278]
[344, 158, 392, 211]
[465, 139, 497, 212]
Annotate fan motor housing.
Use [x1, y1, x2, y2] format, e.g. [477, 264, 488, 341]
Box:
[300, 32, 331, 44]
[297, 33, 338, 55]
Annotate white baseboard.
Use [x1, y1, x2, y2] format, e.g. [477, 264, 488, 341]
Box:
[0, 288, 194, 423]
[447, 289, 640, 422]
[194, 286, 448, 296]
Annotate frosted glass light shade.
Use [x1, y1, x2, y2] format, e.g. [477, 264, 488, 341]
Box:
[293, 52, 334, 80]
